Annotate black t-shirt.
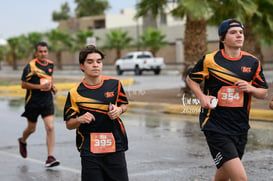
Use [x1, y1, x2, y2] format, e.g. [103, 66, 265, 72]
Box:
[188, 50, 268, 135]
[63, 76, 129, 156]
[21, 59, 54, 107]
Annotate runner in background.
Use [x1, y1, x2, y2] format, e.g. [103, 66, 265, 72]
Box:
[18, 41, 60, 167]
[186, 19, 268, 180]
[63, 45, 129, 181]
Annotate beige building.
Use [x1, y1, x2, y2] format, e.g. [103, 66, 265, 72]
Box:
[57, 7, 273, 67]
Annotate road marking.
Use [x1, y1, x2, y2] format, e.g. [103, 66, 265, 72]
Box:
[0, 150, 80, 173]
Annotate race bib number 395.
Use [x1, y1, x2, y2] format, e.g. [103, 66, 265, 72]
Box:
[90, 133, 116, 154]
[217, 86, 244, 107]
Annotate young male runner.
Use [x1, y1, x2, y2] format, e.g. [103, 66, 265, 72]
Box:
[186, 19, 268, 180]
[18, 41, 60, 167]
[63, 45, 129, 181]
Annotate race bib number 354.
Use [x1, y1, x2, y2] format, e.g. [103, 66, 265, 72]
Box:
[90, 133, 116, 154]
[217, 86, 244, 107]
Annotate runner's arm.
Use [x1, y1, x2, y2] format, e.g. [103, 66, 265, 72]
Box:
[119, 104, 128, 114]
[21, 81, 50, 90]
[186, 75, 215, 109]
[66, 112, 95, 130]
[235, 80, 268, 99]
[108, 104, 128, 120]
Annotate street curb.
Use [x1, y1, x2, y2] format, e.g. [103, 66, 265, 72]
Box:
[1, 79, 273, 122]
[0, 78, 135, 97]
[128, 101, 273, 122]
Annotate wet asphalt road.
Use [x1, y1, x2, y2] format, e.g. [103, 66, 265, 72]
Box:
[1, 67, 273, 180]
[1, 98, 273, 181]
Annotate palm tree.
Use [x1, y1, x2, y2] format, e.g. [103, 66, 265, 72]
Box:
[52, 2, 71, 21]
[253, 0, 273, 47]
[171, 0, 212, 93]
[208, 0, 260, 60]
[243, 0, 273, 63]
[139, 28, 168, 56]
[46, 29, 73, 70]
[7, 35, 29, 70]
[73, 29, 95, 51]
[71, 29, 97, 64]
[135, 0, 168, 30]
[26, 32, 43, 59]
[103, 29, 133, 62]
[0, 45, 7, 70]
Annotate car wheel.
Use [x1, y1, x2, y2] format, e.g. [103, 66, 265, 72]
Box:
[116, 66, 123, 75]
[154, 69, 161, 75]
[134, 66, 142, 75]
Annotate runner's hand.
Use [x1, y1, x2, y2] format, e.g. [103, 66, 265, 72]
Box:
[200, 95, 217, 109]
[108, 105, 122, 120]
[51, 86, 58, 95]
[77, 112, 95, 124]
[41, 82, 51, 90]
[235, 80, 253, 93]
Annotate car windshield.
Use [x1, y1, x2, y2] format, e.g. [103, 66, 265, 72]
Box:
[137, 54, 151, 59]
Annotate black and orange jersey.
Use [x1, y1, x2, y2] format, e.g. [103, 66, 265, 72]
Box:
[188, 50, 268, 135]
[21, 58, 54, 107]
[63, 76, 129, 156]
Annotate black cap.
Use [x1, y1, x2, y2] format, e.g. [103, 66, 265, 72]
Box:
[218, 19, 244, 49]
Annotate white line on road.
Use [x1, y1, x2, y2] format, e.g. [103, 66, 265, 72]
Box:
[0, 150, 80, 174]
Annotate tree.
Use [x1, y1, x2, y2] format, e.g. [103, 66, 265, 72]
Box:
[0, 45, 7, 70]
[171, 0, 212, 94]
[103, 29, 133, 62]
[73, 29, 95, 52]
[74, 0, 110, 17]
[26, 32, 43, 59]
[52, 2, 71, 21]
[139, 28, 168, 56]
[244, 0, 273, 63]
[208, 0, 260, 61]
[7, 35, 29, 70]
[46, 29, 73, 70]
[135, 0, 168, 30]
[253, 0, 273, 46]
[71, 29, 97, 64]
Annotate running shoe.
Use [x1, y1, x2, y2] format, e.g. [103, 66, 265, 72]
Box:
[18, 138, 27, 158]
[45, 156, 60, 167]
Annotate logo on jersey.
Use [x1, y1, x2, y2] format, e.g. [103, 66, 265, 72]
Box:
[104, 91, 114, 98]
[48, 68, 53, 73]
[241, 66, 251, 73]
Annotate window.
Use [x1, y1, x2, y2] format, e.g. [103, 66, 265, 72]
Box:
[137, 54, 151, 59]
[160, 13, 167, 25]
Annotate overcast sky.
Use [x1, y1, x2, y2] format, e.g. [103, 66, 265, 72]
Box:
[0, 0, 136, 40]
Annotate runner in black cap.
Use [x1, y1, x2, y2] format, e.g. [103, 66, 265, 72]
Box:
[186, 19, 268, 180]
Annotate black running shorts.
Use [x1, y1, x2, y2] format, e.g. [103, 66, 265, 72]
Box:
[21, 103, 54, 123]
[81, 151, 128, 181]
[204, 131, 247, 168]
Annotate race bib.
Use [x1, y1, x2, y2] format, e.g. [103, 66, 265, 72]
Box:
[90, 133, 116, 154]
[40, 78, 52, 91]
[217, 86, 244, 107]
